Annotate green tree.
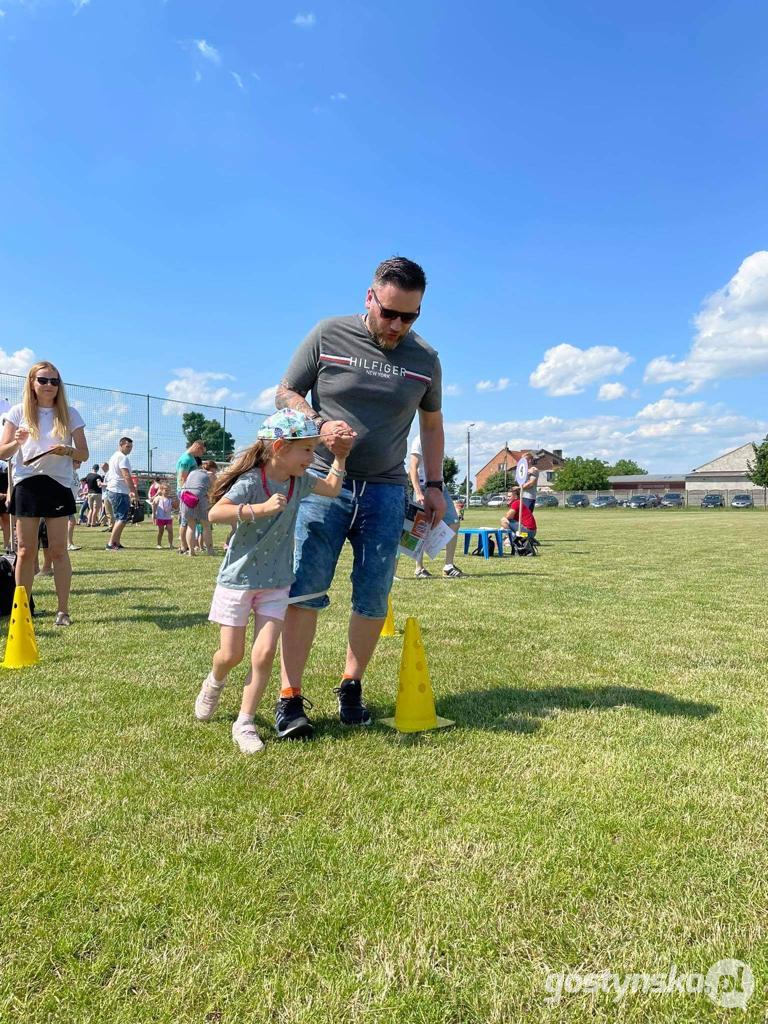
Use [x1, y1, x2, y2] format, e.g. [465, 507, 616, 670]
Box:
[182, 412, 236, 462]
[609, 459, 648, 476]
[747, 437, 768, 500]
[443, 456, 459, 489]
[553, 457, 610, 491]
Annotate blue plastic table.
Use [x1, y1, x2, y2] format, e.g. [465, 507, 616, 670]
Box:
[458, 527, 506, 559]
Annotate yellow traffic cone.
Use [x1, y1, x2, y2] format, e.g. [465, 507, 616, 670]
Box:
[382, 616, 453, 733]
[380, 594, 396, 637]
[2, 586, 39, 669]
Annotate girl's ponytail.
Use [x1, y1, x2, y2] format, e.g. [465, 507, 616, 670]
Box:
[211, 441, 271, 504]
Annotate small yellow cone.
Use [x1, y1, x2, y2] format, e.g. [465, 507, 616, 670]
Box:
[380, 595, 396, 637]
[2, 586, 39, 669]
[382, 616, 453, 733]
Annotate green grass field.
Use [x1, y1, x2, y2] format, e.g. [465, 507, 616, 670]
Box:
[1, 507, 767, 1023]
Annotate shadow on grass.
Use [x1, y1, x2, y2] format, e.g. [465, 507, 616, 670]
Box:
[89, 610, 208, 629]
[75, 568, 147, 575]
[76, 586, 163, 597]
[394, 571, 552, 581]
[429, 684, 720, 735]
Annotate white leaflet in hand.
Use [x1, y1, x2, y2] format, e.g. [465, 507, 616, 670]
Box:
[421, 519, 456, 559]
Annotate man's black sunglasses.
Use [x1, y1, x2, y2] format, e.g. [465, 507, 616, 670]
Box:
[371, 289, 420, 324]
[36, 376, 61, 386]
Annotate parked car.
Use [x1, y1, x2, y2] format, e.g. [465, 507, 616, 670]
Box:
[627, 494, 658, 509]
[565, 493, 590, 508]
[486, 494, 507, 507]
[660, 492, 685, 508]
[701, 494, 724, 508]
[468, 495, 485, 507]
[591, 495, 618, 508]
[535, 493, 559, 508]
[731, 493, 754, 508]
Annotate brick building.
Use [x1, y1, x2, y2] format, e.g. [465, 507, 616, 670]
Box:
[474, 447, 565, 492]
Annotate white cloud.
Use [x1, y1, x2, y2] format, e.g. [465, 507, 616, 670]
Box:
[251, 72, 261, 82]
[530, 343, 633, 397]
[72, 0, 90, 12]
[597, 382, 628, 401]
[635, 398, 705, 421]
[194, 39, 221, 64]
[476, 377, 510, 392]
[251, 385, 278, 412]
[644, 251, 768, 390]
[231, 71, 244, 91]
[0, 346, 36, 375]
[194, 69, 202, 83]
[163, 368, 244, 415]
[330, 92, 347, 101]
[293, 12, 316, 28]
[444, 383, 462, 397]
[443, 404, 768, 477]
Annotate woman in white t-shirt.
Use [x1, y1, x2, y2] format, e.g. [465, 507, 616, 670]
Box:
[0, 362, 89, 626]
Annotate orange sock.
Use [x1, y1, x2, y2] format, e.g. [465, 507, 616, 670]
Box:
[280, 685, 302, 699]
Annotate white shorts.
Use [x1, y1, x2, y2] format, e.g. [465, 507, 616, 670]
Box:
[208, 584, 290, 627]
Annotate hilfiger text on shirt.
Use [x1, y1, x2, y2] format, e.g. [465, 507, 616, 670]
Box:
[320, 352, 431, 384]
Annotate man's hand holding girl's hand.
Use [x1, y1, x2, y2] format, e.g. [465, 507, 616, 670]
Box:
[319, 420, 357, 458]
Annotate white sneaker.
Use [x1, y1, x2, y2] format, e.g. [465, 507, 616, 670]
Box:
[195, 674, 225, 721]
[68, 544, 81, 551]
[232, 720, 265, 754]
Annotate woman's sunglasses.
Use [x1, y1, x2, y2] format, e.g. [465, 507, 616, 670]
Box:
[35, 376, 61, 386]
[370, 289, 420, 324]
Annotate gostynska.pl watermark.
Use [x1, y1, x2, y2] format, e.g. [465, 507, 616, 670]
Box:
[544, 959, 755, 1010]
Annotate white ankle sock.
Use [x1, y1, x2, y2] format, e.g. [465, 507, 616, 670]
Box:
[236, 713, 254, 727]
[208, 672, 226, 689]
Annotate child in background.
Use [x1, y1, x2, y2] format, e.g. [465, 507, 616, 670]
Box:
[194, 411, 346, 754]
[68, 460, 82, 551]
[152, 483, 174, 549]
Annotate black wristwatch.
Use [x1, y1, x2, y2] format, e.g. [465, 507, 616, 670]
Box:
[425, 480, 444, 491]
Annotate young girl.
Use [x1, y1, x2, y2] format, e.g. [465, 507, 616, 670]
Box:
[194, 410, 346, 754]
[152, 483, 174, 549]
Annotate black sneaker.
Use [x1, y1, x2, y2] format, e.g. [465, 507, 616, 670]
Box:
[334, 679, 372, 726]
[274, 694, 315, 740]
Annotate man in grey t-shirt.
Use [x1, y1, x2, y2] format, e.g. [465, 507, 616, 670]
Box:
[274, 256, 446, 739]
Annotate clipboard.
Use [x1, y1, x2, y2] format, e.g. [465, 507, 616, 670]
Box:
[23, 449, 59, 467]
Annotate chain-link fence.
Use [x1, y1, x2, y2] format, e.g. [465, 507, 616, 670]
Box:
[0, 372, 269, 475]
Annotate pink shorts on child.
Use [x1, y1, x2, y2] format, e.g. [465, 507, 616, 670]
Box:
[209, 583, 291, 626]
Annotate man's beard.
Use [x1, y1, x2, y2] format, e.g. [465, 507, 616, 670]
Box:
[366, 313, 407, 350]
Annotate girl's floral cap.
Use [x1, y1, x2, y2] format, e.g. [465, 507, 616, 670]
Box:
[257, 410, 320, 441]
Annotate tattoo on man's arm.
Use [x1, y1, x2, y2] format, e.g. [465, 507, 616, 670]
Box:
[275, 384, 315, 418]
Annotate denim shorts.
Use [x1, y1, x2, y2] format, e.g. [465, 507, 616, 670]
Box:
[442, 491, 459, 526]
[290, 479, 406, 618]
[108, 491, 131, 522]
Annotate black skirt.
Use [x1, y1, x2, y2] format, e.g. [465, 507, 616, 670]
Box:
[10, 476, 76, 518]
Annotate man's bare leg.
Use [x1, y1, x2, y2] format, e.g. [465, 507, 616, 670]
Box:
[344, 612, 386, 679]
[279, 604, 319, 691]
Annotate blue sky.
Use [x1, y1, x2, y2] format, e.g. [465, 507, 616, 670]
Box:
[1, 0, 767, 477]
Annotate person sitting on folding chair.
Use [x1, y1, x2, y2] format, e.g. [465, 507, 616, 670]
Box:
[501, 490, 537, 542]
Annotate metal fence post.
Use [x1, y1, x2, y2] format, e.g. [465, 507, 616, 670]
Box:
[222, 407, 227, 461]
[146, 394, 151, 475]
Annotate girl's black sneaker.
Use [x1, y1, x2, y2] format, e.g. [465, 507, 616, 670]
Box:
[274, 694, 315, 740]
